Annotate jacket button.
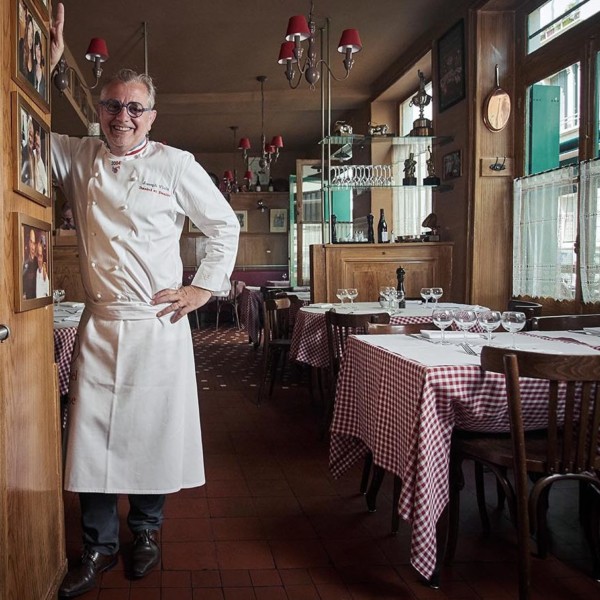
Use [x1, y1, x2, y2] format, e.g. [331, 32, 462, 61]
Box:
[91, 261, 96, 268]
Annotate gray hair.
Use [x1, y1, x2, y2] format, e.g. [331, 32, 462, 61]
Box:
[102, 68, 157, 109]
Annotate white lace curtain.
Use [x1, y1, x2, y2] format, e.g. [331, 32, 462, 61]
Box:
[579, 158, 600, 302]
[391, 143, 431, 236]
[513, 165, 578, 299]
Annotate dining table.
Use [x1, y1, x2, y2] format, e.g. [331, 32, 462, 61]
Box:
[328, 328, 600, 582]
[53, 302, 84, 397]
[289, 300, 486, 368]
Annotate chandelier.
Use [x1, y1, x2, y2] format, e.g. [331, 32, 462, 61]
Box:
[238, 76, 283, 178]
[277, 0, 362, 89]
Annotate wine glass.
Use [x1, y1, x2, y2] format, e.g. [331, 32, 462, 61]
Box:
[420, 287, 432, 307]
[478, 310, 503, 343]
[389, 289, 405, 314]
[53, 289, 65, 308]
[432, 308, 454, 345]
[454, 309, 478, 343]
[336, 288, 348, 305]
[346, 288, 358, 304]
[501, 311, 527, 348]
[379, 285, 391, 308]
[430, 287, 443, 306]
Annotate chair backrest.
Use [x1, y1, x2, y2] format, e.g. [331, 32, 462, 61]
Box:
[325, 310, 390, 378]
[530, 313, 600, 331]
[262, 296, 304, 346]
[480, 345, 600, 475]
[366, 322, 437, 335]
[507, 299, 542, 328]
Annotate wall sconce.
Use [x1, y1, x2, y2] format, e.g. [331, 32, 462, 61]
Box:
[54, 37, 109, 93]
[257, 199, 268, 212]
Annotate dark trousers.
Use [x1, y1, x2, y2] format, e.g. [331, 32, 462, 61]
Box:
[79, 492, 166, 555]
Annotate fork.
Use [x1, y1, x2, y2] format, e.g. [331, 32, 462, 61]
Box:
[460, 342, 478, 356]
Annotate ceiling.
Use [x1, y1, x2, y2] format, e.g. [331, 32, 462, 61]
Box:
[51, 0, 462, 157]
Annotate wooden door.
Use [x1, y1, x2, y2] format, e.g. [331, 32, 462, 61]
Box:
[0, 2, 67, 598]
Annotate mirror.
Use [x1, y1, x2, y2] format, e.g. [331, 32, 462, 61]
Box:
[483, 65, 511, 132]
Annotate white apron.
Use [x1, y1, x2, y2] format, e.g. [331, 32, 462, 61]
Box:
[52, 134, 239, 493]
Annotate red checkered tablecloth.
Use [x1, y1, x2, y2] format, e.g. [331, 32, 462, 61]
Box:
[54, 326, 78, 396]
[290, 307, 432, 368]
[329, 335, 553, 580]
[240, 287, 263, 345]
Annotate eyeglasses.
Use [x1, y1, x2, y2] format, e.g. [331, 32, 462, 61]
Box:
[99, 99, 152, 118]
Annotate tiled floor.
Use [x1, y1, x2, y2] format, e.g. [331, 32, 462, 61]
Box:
[62, 324, 600, 599]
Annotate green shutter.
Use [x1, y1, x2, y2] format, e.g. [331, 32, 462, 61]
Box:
[529, 84, 560, 174]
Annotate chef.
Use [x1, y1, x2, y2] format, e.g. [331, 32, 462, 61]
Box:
[50, 5, 240, 598]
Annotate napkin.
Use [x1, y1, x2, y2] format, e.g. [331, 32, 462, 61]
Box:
[583, 327, 600, 335]
[420, 330, 481, 340]
[309, 303, 333, 309]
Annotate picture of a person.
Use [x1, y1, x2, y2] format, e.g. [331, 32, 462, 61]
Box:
[22, 226, 38, 299]
[35, 240, 49, 298]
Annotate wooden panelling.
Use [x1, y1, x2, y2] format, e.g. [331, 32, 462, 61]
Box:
[310, 242, 453, 303]
[53, 244, 86, 302]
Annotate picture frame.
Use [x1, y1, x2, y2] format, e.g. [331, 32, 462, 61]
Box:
[235, 210, 248, 233]
[437, 20, 465, 113]
[13, 91, 52, 207]
[14, 212, 53, 312]
[31, 0, 48, 20]
[442, 150, 462, 180]
[269, 208, 287, 233]
[14, 0, 51, 112]
[248, 157, 270, 186]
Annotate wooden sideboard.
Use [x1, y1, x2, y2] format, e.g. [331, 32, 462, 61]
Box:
[310, 242, 454, 304]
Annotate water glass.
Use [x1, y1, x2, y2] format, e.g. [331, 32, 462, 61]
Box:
[501, 311, 527, 348]
[346, 288, 358, 304]
[478, 310, 502, 343]
[430, 287, 443, 306]
[454, 309, 478, 342]
[432, 308, 454, 345]
[420, 287, 432, 306]
[336, 288, 348, 305]
[53, 289, 65, 308]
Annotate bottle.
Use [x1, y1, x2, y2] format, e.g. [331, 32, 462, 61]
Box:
[255, 175, 262, 192]
[377, 208, 388, 243]
[331, 214, 338, 244]
[367, 214, 375, 243]
[268, 178, 274, 192]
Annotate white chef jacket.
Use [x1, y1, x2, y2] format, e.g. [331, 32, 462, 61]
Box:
[52, 134, 240, 493]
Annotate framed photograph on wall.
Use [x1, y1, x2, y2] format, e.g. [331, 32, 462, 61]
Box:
[14, 0, 51, 112]
[12, 91, 51, 207]
[247, 157, 270, 186]
[234, 210, 248, 233]
[437, 19, 465, 113]
[14, 212, 52, 312]
[269, 208, 287, 233]
[442, 150, 462, 180]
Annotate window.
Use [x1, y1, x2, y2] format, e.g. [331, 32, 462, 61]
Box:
[392, 81, 433, 236]
[528, 0, 599, 54]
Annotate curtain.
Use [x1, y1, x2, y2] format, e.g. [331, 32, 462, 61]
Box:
[580, 158, 600, 302]
[391, 142, 432, 236]
[513, 165, 578, 299]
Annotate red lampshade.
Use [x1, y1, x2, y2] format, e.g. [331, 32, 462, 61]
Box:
[278, 41, 297, 64]
[337, 29, 362, 54]
[244, 170, 253, 181]
[238, 137, 251, 150]
[271, 135, 284, 148]
[285, 15, 311, 41]
[85, 37, 109, 62]
[223, 170, 234, 181]
[265, 143, 276, 154]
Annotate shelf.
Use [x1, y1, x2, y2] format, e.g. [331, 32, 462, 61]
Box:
[325, 183, 453, 192]
[320, 134, 453, 147]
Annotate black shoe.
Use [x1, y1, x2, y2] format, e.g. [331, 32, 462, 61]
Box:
[59, 548, 118, 598]
[131, 529, 160, 578]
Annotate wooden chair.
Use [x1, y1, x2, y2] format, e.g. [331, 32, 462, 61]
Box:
[530, 313, 600, 331]
[363, 320, 437, 532]
[323, 309, 390, 436]
[446, 346, 600, 599]
[215, 280, 244, 330]
[507, 299, 543, 331]
[257, 296, 303, 404]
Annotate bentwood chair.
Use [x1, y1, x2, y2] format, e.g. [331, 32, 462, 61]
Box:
[257, 296, 303, 404]
[363, 321, 438, 532]
[530, 313, 600, 331]
[215, 280, 244, 331]
[446, 347, 600, 599]
[323, 308, 390, 437]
